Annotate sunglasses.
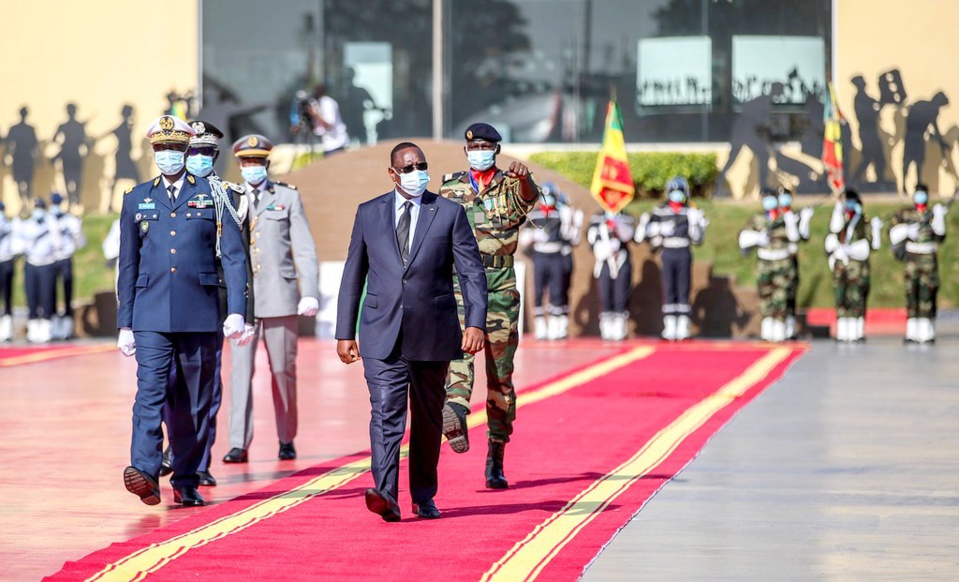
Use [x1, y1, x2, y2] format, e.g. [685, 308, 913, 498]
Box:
[188, 146, 217, 156]
[392, 162, 428, 174]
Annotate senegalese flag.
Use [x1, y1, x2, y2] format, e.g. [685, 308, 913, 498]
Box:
[590, 100, 635, 213]
[822, 82, 845, 194]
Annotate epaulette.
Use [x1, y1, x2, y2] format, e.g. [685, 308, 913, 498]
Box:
[223, 180, 245, 193]
[153, 177, 161, 187]
[186, 175, 196, 185]
[443, 171, 467, 183]
[274, 181, 298, 191]
[123, 186, 134, 195]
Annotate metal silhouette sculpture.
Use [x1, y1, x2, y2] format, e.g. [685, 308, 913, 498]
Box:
[719, 82, 785, 194]
[5, 107, 40, 212]
[51, 103, 89, 208]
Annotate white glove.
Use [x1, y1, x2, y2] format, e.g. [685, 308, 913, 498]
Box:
[932, 203, 947, 219]
[932, 203, 947, 235]
[799, 207, 815, 222]
[223, 314, 245, 339]
[659, 220, 675, 236]
[235, 323, 256, 347]
[907, 223, 921, 240]
[297, 296, 320, 317]
[870, 217, 883, 250]
[870, 216, 883, 230]
[756, 231, 770, 247]
[687, 208, 705, 226]
[532, 228, 551, 243]
[117, 328, 136, 357]
[834, 244, 849, 265]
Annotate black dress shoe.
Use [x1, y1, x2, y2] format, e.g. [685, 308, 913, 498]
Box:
[159, 446, 173, 477]
[124, 466, 161, 506]
[278, 441, 296, 460]
[442, 402, 470, 453]
[173, 486, 206, 506]
[412, 499, 441, 519]
[197, 470, 217, 487]
[223, 448, 248, 463]
[364, 488, 401, 522]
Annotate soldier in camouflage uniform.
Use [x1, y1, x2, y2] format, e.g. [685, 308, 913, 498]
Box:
[777, 189, 814, 339]
[439, 122, 541, 490]
[889, 184, 948, 343]
[738, 188, 801, 342]
[824, 190, 883, 342]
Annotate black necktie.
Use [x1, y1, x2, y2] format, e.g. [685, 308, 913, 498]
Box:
[252, 188, 260, 209]
[396, 201, 412, 264]
[168, 185, 177, 204]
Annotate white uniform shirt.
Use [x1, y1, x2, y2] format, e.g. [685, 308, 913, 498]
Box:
[0, 215, 16, 262]
[313, 95, 349, 152]
[17, 213, 62, 266]
[52, 211, 86, 261]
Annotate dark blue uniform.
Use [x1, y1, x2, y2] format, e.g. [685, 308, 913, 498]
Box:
[117, 174, 247, 489]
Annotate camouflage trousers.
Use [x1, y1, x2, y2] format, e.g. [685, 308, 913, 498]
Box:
[904, 253, 939, 318]
[757, 258, 795, 320]
[786, 255, 800, 318]
[448, 268, 520, 443]
[833, 259, 871, 319]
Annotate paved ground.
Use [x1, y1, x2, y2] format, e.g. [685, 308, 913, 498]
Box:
[584, 330, 959, 580]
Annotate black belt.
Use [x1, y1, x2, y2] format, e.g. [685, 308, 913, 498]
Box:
[481, 254, 514, 268]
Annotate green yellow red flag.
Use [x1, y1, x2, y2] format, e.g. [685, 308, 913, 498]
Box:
[590, 100, 635, 213]
[822, 82, 845, 194]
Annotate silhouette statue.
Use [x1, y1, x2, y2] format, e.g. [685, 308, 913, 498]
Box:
[339, 67, 380, 146]
[104, 104, 140, 213]
[51, 103, 89, 208]
[5, 107, 40, 212]
[849, 75, 891, 188]
[902, 91, 949, 193]
[719, 82, 786, 195]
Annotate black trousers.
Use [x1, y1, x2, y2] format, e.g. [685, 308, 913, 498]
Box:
[363, 352, 449, 504]
[661, 248, 691, 315]
[0, 259, 13, 316]
[598, 258, 633, 313]
[24, 263, 56, 319]
[532, 252, 569, 315]
[54, 258, 74, 316]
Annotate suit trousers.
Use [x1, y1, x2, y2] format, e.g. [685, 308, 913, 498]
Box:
[0, 259, 14, 315]
[53, 258, 74, 316]
[132, 331, 217, 489]
[228, 315, 298, 449]
[363, 354, 449, 504]
[24, 263, 56, 319]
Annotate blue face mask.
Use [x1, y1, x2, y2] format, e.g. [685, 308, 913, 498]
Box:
[32, 209, 44, 221]
[914, 191, 928, 205]
[467, 149, 496, 172]
[154, 150, 185, 175]
[398, 169, 430, 197]
[186, 154, 215, 177]
[778, 193, 792, 208]
[845, 200, 862, 214]
[667, 190, 686, 204]
[241, 165, 269, 185]
[762, 197, 778, 211]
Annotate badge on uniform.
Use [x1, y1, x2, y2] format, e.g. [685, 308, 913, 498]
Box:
[266, 203, 286, 211]
[188, 193, 212, 209]
[140, 220, 150, 234]
[138, 202, 156, 210]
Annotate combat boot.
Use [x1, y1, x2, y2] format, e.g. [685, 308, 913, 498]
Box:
[485, 440, 508, 489]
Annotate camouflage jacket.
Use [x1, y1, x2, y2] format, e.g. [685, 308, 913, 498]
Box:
[890, 206, 946, 244]
[836, 212, 872, 246]
[741, 213, 792, 252]
[438, 169, 541, 257]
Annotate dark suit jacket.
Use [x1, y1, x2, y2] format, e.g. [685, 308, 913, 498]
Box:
[336, 190, 487, 361]
[117, 174, 247, 332]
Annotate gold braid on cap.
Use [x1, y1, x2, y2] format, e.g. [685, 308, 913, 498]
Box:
[150, 116, 191, 144]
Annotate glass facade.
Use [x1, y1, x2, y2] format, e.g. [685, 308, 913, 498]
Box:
[202, 0, 830, 145]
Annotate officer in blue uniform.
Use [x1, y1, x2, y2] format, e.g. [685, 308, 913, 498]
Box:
[116, 115, 247, 507]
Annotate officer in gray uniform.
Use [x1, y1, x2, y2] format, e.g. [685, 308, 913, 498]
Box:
[17, 198, 61, 343]
[224, 134, 320, 463]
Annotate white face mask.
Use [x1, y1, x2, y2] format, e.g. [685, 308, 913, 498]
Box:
[398, 169, 430, 197]
[467, 149, 496, 171]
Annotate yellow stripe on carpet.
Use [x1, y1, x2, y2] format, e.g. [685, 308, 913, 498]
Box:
[482, 347, 794, 582]
[87, 346, 657, 582]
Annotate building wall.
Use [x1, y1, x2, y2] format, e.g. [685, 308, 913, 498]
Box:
[0, 0, 199, 215]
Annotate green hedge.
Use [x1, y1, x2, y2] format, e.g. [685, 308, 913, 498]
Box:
[529, 151, 720, 198]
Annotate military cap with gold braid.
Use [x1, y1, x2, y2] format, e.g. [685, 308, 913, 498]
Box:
[188, 119, 225, 148]
[232, 134, 273, 158]
[146, 115, 195, 145]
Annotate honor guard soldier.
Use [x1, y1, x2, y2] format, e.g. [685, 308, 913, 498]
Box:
[738, 188, 801, 342]
[636, 176, 707, 341]
[889, 184, 948, 343]
[224, 134, 319, 464]
[777, 189, 814, 340]
[587, 211, 635, 341]
[0, 202, 16, 341]
[157, 120, 255, 486]
[438, 122, 541, 489]
[518, 183, 583, 340]
[49, 192, 86, 340]
[825, 190, 882, 342]
[16, 197, 60, 343]
[116, 115, 248, 507]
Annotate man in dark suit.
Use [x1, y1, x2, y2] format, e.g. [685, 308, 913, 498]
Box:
[336, 142, 487, 522]
[116, 115, 248, 507]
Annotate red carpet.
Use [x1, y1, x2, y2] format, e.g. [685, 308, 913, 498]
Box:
[47, 342, 805, 581]
[0, 344, 114, 367]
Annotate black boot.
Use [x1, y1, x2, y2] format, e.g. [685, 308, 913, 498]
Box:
[485, 440, 508, 489]
[159, 445, 173, 477]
